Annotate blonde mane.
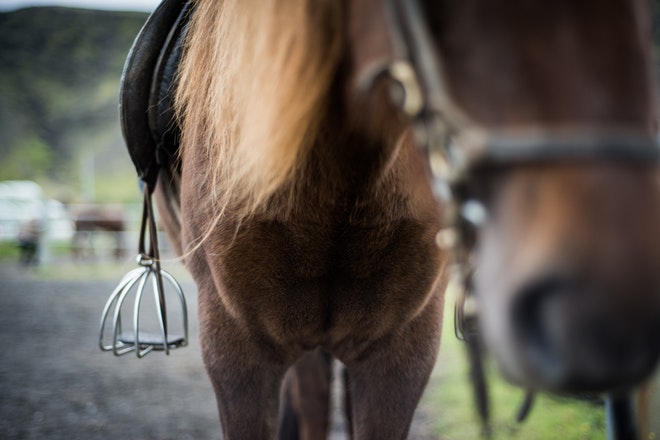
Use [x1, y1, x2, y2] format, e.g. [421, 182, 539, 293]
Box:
[175, 0, 344, 218]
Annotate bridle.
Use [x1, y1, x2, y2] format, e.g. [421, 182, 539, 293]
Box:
[375, 0, 660, 437]
[379, 0, 660, 197]
[378, 0, 660, 276]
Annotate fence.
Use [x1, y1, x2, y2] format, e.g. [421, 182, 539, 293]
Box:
[13, 203, 178, 264]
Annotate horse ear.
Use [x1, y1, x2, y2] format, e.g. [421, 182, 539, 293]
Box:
[119, 0, 191, 190]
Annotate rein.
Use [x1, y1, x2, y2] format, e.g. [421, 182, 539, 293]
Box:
[377, 0, 659, 437]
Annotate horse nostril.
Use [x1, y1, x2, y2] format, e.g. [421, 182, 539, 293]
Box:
[507, 276, 660, 391]
[511, 276, 572, 384]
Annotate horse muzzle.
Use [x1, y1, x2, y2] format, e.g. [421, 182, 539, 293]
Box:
[485, 272, 660, 393]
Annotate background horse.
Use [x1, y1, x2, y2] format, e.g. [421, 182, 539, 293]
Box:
[72, 206, 126, 260]
[153, 0, 660, 438]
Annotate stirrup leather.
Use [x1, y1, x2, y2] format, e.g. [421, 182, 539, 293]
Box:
[99, 186, 188, 357]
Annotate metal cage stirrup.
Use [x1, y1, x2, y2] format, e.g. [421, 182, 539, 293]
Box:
[99, 185, 188, 357]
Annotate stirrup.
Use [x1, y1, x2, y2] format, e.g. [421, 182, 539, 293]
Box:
[99, 185, 188, 357]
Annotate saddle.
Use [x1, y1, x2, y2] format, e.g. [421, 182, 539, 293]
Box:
[97, 0, 193, 359]
[119, 0, 193, 192]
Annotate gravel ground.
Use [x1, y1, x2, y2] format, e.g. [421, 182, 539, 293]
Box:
[0, 261, 437, 439]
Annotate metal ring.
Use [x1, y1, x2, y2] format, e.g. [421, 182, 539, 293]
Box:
[388, 61, 424, 117]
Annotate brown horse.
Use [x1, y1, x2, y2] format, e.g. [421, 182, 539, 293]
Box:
[153, 0, 660, 438]
[72, 206, 126, 260]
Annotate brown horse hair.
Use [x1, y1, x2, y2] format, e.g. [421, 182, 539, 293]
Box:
[637, 380, 653, 438]
[175, 0, 344, 226]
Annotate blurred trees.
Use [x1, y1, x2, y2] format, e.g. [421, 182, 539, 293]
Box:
[0, 136, 52, 181]
[0, 7, 146, 195]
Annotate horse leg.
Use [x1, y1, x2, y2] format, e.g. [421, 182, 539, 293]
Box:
[343, 366, 354, 440]
[197, 284, 290, 439]
[71, 231, 82, 260]
[343, 296, 443, 440]
[637, 379, 656, 439]
[113, 230, 122, 260]
[278, 348, 332, 440]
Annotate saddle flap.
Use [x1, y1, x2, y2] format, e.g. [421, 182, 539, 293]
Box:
[148, 2, 192, 175]
[119, 0, 190, 190]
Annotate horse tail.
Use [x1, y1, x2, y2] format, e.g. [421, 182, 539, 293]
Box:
[174, 0, 343, 218]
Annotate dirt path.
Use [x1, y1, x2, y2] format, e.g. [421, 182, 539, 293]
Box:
[0, 262, 437, 439]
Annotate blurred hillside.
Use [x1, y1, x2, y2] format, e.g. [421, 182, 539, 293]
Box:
[655, 0, 660, 42]
[0, 7, 147, 203]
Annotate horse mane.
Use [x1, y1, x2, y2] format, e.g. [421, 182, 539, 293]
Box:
[175, 0, 344, 218]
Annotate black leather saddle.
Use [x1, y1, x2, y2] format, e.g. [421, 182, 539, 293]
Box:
[119, 0, 193, 192]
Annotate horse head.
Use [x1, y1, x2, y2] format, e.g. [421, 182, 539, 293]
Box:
[349, 0, 660, 394]
[448, 0, 660, 394]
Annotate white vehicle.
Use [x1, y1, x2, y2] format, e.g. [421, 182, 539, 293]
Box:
[0, 180, 74, 242]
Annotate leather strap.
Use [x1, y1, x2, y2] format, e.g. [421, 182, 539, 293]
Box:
[468, 130, 660, 169]
[137, 184, 168, 335]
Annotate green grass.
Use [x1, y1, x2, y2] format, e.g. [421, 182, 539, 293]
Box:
[0, 241, 20, 260]
[0, 239, 71, 262]
[422, 286, 606, 440]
